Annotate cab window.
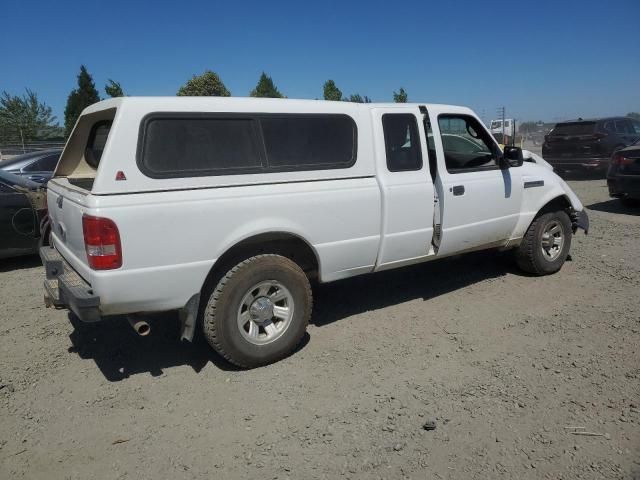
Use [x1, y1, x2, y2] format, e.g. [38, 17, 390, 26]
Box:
[382, 114, 422, 172]
[438, 115, 498, 173]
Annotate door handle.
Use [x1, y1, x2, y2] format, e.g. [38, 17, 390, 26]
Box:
[452, 185, 465, 196]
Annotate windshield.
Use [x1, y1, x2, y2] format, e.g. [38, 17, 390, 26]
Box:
[550, 122, 596, 136]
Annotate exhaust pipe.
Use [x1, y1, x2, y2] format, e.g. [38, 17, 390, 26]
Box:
[127, 315, 151, 336]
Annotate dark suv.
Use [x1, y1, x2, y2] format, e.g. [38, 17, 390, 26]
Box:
[542, 117, 640, 174]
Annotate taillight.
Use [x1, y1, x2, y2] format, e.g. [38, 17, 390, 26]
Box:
[611, 153, 634, 166]
[82, 214, 122, 270]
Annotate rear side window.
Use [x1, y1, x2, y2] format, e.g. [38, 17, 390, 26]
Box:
[261, 116, 355, 169]
[382, 114, 422, 172]
[614, 120, 632, 134]
[139, 117, 263, 177]
[550, 122, 595, 136]
[138, 114, 356, 178]
[86, 121, 112, 168]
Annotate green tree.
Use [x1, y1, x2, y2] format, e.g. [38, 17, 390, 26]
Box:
[250, 72, 284, 98]
[393, 87, 408, 103]
[627, 112, 640, 120]
[0, 89, 57, 143]
[105, 79, 125, 98]
[64, 65, 100, 136]
[323, 80, 343, 101]
[177, 70, 230, 97]
[346, 94, 371, 103]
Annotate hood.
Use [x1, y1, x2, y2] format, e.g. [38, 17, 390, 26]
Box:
[522, 149, 554, 171]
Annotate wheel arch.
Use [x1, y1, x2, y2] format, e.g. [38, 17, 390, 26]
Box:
[200, 230, 321, 297]
[512, 192, 575, 242]
[536, 194, 572, 216]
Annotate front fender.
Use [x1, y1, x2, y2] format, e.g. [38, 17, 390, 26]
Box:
[513, 165, 588, 238]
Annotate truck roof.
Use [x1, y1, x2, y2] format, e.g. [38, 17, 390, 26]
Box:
[82, 96, 472, 115]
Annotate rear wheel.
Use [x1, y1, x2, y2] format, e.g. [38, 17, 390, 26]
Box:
[201, 254, 312, 368]
[515, 210, 572, 275]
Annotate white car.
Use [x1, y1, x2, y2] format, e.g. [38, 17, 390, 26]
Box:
[41, 97, 588, 368]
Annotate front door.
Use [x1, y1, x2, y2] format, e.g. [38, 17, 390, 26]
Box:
[429, 110, 523, 256]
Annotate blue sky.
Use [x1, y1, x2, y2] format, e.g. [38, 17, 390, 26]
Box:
[2, 0, 639, 124]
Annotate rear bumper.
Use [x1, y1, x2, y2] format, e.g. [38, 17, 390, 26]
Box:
[545, 157, 609, 170]
[40, 246, 101, 322]
[607, 174, 640, 199]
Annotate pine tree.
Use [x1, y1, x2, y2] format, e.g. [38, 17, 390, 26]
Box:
[250, 72, 284, 98]
[0, 89, 57, 142]
[393, 88, 408, 103]
[323, 80, 343, 101]
[105, 79, 125, 98]
[64, 65, 100, 136]
[346, 94, 372, 103]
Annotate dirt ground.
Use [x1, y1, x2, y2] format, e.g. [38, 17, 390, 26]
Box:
[1, 178, 639, 480]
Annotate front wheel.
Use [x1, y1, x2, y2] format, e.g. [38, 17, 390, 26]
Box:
[515, 210, 572, 275]
[201, 254, 312, 368]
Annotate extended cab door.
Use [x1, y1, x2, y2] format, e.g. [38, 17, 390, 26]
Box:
[372, 107, 435, 270]
[428, 108, 523, 256]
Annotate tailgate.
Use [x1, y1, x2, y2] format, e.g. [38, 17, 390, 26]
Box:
[545, 135, 603, 158]
[545, 121, 604, 158]
[47, 180, 92, 276]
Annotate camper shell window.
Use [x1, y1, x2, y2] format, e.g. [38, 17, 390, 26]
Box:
[137, 113, 357, 178]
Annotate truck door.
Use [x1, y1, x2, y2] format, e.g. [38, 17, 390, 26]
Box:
[428, 109, 523, 256]
[373, 108, 435, 270]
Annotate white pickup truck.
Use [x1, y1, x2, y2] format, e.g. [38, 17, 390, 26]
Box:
[41, 97, 588, 368]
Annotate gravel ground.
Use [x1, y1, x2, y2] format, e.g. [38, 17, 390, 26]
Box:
[1, 179, 639, 480]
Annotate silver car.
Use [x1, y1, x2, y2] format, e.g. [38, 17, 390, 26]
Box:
[0, 149, 62, 184]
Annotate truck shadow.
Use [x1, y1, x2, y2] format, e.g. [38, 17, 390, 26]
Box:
[557, 170, 606, 181]
[0, 254, 41, 273]
[67, 250, 515, 381]
[312, 251, 514, 327]
[67, 313, 241, 380]
[586, 199, 640, 216]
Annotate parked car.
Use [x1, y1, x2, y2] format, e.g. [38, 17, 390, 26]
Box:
[607, 138, 640, 206]
[542, 117, 640, 174]
[40, 97, 588, 368]
[0, 170, 48, 259]
[0, 149, 62, 184]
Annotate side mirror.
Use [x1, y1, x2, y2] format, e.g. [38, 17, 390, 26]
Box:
[501, 146, 524, 168]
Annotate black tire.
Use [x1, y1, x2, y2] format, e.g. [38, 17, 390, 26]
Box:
[201, 254, 312, 368]
[515, 210, 572, 275]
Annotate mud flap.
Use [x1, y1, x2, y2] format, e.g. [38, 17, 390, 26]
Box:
[572, 210, 589, 235]
[179, 294, 200, 342]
